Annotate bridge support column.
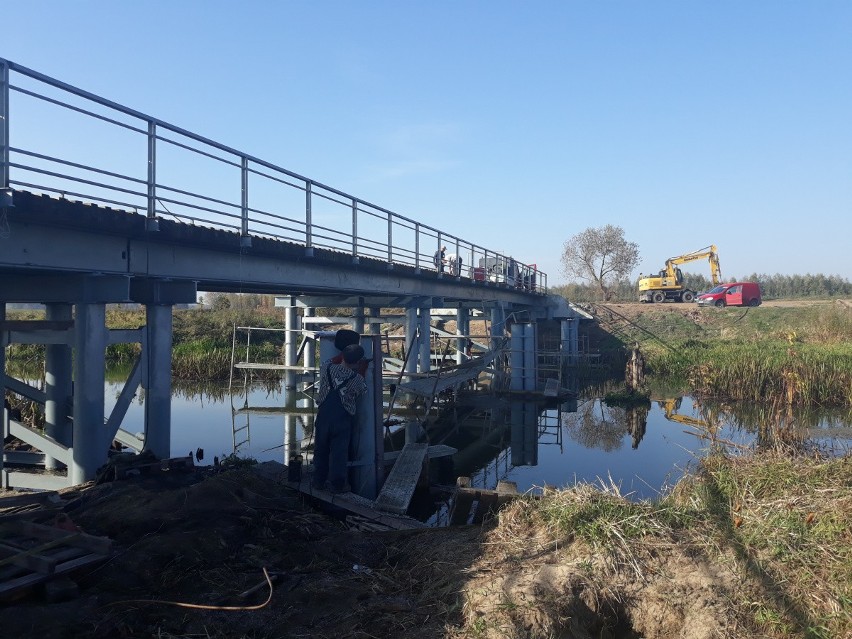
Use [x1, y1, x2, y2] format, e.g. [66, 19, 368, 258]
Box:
[456, 307, 470, 366]
[44, 303, 72, 470]
[352, 302, 365, 334]
[510, 322, 538, 391]
[143, 303, 173, 460]
[71, 302, 108, 484]
[562, 318, 578, 364]
[490, 304, 507, 351]
[404, 307, 419, 379]
[303, 307, 316, 375]
[418, 305, 432, 373]
[285, 298, 298, 390]
[368, 307, 381, 336]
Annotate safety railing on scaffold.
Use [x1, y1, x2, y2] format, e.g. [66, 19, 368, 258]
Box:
[0, 57, 547, 293]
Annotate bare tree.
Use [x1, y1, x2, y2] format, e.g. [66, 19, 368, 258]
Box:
[561, 225, 640, 300]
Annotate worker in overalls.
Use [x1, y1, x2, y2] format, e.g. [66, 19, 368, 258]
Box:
[311, 343, 367, 493]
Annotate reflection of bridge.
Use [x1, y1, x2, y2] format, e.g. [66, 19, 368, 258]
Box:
[0, 58, 584, 493]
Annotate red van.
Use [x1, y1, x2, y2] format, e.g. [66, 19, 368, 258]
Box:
[696, 282, 762, 307]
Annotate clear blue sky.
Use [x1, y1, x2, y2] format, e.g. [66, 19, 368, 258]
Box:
[4, 1, 851, 284]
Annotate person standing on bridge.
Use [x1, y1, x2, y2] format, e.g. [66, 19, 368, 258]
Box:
[434, 245, 447, 273]
[311, 343, 367, 494]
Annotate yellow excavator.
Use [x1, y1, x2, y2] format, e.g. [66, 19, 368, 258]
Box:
[638, 245, 722, 303]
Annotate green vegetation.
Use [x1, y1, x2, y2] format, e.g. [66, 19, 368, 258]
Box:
[484, 451, 852, 639]
[593, 302, 852, 407]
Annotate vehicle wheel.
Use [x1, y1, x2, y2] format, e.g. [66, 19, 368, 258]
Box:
[748, 298, 760, 307]
[652, 291, 665, 304]
[681, 291, 695, 303]
[715, 299, 726, 308]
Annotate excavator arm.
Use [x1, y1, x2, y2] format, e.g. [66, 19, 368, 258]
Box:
[666, 245, 722, 285]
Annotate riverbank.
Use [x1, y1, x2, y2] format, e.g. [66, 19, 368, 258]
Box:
[1, 449, 849, 638]
[589, 299, 852, 406]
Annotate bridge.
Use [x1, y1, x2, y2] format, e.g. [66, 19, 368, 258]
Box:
[0, 58, 582, 494]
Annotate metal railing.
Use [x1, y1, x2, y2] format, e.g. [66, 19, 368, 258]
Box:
[0, 58, 546, 293]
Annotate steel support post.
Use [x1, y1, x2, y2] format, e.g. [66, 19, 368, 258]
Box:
[303, 307, 316, 374]
[456, 307, 469, 366]
[71, 302, 108, 484]
[146, 121, 159, 231]
[0, 60, 9, 191]
[561, 318, 577, 364]
[510, 323, 526, 391]
[418, 306, 431, 373]
[523, 323, 537, 391]
[404, 307, 419, 379]
[368, 307, 381, 336]
[44, 303, 72, 470]
[490, 305, 506, 351]
[285, 299, 298, 390]
[143, 303, 173, 460]
[352, 303, 365, 334]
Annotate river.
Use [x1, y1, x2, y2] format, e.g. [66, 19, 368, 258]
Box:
[106, 378, 852, 511]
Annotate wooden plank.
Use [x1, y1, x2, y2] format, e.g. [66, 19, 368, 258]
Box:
[0, 541, 58, 574]
[0, 492, 60, 510]
[0, 552, 106, 599]
[286, 477, 425, 530]
[14, 522, 112, 555]
[374, 443, 428, 515]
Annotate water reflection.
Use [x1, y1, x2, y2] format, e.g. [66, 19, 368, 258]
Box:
[105, 380, 852, 508]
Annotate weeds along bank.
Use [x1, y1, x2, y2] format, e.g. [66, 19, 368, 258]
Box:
[456, 450, 852, 639]
[598, 302, 852, 407]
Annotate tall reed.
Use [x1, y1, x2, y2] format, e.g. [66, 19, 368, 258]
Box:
[647, 341, 852, 406]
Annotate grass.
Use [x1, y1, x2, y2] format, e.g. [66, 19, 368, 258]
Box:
[474, 450, 852, 638]
[596, 303, 852, 407]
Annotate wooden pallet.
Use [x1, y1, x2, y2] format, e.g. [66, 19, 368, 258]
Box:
[0, 520, 113, 600]
[448, 477, 520, 525]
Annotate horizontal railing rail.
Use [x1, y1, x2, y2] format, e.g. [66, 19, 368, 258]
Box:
[0, 57, 546, 293]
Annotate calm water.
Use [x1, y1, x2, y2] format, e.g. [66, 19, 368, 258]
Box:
[106, 381, 852, 505]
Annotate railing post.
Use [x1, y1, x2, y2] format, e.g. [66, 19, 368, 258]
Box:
[305, 180, 314, 257]
[414, 222, 421, 273]
[1, 60, 11, 198]
[351, 199, 359, 264]
[386, 211, 393, 269]
[145, 121, 159, 231]
[240, 156, 251, 247]
[454, 239, 461, 279]
[483, 249, 490, 285]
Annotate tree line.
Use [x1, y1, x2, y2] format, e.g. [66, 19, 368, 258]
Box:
[552, 272, 852, 303]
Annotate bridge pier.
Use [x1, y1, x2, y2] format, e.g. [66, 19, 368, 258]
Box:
[70, 301, 108, 485]
[44, 303, 72, 470]
[284, 299, 298, 390]
[2, 275, 196, 489]
[418, 304, 432, 372]
[456, 307, 470, 366]
[143, 303, 174, 460]
[404, 307, 419, 378]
